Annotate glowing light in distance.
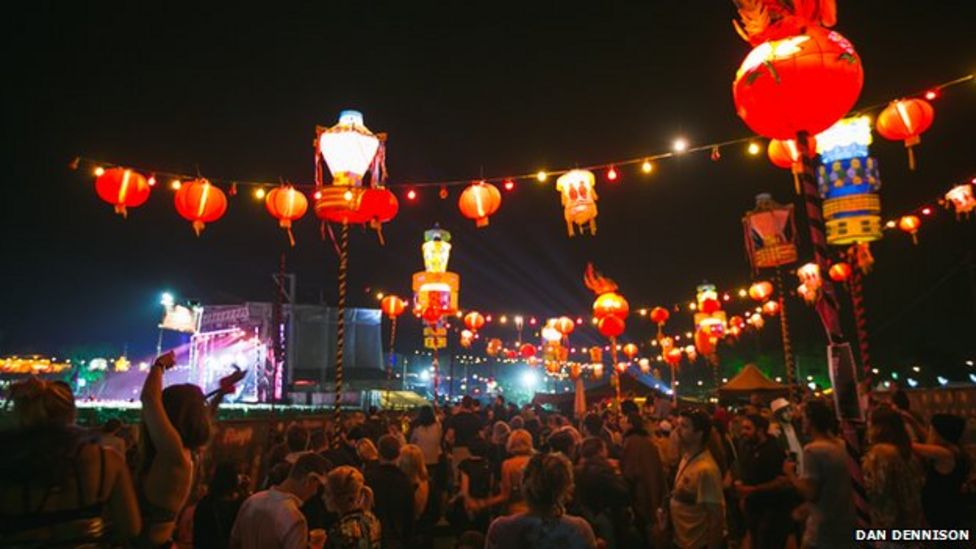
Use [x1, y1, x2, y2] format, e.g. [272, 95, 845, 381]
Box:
[747, 142, 761, 155]
[520, 370, 538, 388]
[641, 160, 654, 173]
[536, 171, 548, 182]
[672, 138, 688, 153]
[406, 189, 417, 200]
[255, 188, 266, 200]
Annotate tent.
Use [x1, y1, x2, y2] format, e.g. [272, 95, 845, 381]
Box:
[532, 370, 666, 415]
[719, 364, 789, 397]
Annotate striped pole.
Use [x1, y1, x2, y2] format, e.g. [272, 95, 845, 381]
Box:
[387, 316, 398, 380]
[849, 266, 872, 380]
[774, 267, 796, 400]
[333, 221, 349, 448]
[841, 421, 872, 528]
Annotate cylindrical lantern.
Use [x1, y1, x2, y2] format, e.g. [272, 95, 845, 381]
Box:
[592, 362, 604, 380]
[265, 185, 309, 246]
[174, 179, 228, 236]
[458, 181, 502, 227]
[95, 168, 151, 217]
[589, 346, 603, 364]
[817, 116, 883, 246]
[876, 99, 934, 170]
[486, 338, 503, 357]
[742, 194, 798, 271]
[318, 110, 381, 187]
[748, 281, 774, 302]
[945, 184, 976, 218]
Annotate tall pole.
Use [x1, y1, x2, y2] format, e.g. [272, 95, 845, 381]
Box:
[774, 267, 796, 401]
[333, 221, 349, 447]
[848, 265, 872, 379]
[609, 337, 621, 409]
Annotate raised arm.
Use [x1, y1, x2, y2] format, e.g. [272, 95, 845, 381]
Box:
[140, 356, 186, 462]
[912, 442, 955, 474]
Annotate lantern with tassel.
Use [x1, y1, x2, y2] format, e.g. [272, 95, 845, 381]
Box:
[555, 169, 598, 237]
[875, 98, 934, 170]
[622, 343, 638, 360]
[944, 183, 976, 219]
[265, 185, 309, 246]
[412, 226, 460, 323]
[174, 179, 228, 236]
[95, 168, 151, 217]
[748, 281, 774, 302]
[828, 262, 852, 282]
[458, 181, 502, 227]
[464, 311, 486, 333]
[767, 135, 817, 192]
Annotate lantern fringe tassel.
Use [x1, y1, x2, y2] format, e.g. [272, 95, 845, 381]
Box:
[192, 220, 205, 237]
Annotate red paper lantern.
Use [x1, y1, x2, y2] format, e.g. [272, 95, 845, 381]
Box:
[265, 186, 309, 246]
[767, 135, 817, 170]
[622, 343, 638, 360]
[615, 361, 628, 373]
[876, 99, 935, 169]
[729, 316, 746, 330]
[519, 343, 537, 358]
[505, 349, 517, 360]
[748, 281, 774, 302]
[593, 292, 630, 320]
[464, 311, 486, 332]
[762, 300, 781, 316]
[95, 168, 151, 217]
[828, 262, 852, 282]
[380, 295, 407, 319]
[486, 338, 503, 357]
[665, 347, 683, 366]
[649, 306, 670, 325]
[314, 187, 370, 224]
[359, 187, 399, 226]
[597, 315, 625, 338]
[694, 329, 715, 356]
[554, 316, 575, 336]
[422, 306, 441, 325]
[700, 298, 721, 315]
[458, 181, 502, 227]
[174, 179, 228, 236]
[733, 26, 863, 139]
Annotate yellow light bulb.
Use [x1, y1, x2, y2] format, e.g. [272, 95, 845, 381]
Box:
[747, 142, 761, 155]
[536, 171, 548, 182]
[94, 166, 105, 177]
[170, 179, 182, 190]
[641, 160, 653, 174]
[254, 188, 266, 200]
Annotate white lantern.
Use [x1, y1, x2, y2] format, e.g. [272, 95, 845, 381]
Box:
[318, 110, 381, 187]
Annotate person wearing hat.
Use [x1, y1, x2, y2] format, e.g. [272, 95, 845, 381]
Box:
[768, 398, 806, 475]
[913, 413, 971, 529]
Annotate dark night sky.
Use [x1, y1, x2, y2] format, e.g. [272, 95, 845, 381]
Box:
[2, 2, 974, 380]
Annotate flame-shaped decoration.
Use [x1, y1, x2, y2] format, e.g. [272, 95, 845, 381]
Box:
[583, 263, 618, 295]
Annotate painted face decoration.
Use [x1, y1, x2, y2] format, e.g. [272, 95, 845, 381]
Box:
[555, 169, 599, 237]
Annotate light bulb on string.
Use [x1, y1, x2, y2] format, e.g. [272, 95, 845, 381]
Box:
[606, 166, 618, 181]
[536, 171, 548, 182]
[673, 138, 689, 153]
[503, 179, 515, 191]
[406, 189, 417, 201]
[94, 166, 105, 177]
[641, 159, 654, 174]
[147, 175, 156, 187]
[170, 179, 182, 190]
[924, 89, 939, 100]
[747, 142, 761, 155]
[254, 188, 266, 200]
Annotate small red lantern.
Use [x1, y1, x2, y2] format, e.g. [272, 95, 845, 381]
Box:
[519, 343, 537, 358]
[614, 361, 628, 373]
[762, 300, 781, 316]
[694, 329, 716, 357]
[876, 98, 935, 170]
[729, 316, 745, 330]
[665, 347, 683, 366]
[486, 338, 503, 357]
[554, 316, 575, 336]
[359, 188, 399, 228]
[458, 181, 502, 227]
[898, 215, 921, 244]
[700, 298, 721, 315]
[649, 306, 670, 325]
[174, 179, 228, 236]
[828, 262, 852, 282]
[597, 315, 626, 338]
[464, 311, 486, 332]
[380, 295, 407, 319]
[748, 281, 774, 302]
[505, 349, 517, 360]
[593, 292, 629, 320]
[767, 136, 817, 170]
[622, 343, 638, 360]
[265, 185, 309, 246]
[95, 168, 151, 217]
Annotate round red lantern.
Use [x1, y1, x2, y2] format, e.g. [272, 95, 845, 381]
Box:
[649, 306, 670, 325]
[615, 361, 628, 373]
[505, 349, 517, 360]
[519, 343, 537, 358]
[554, 316, 575, 336]
[729, 316, 746, 330]
[359, 188, 399, 227]
[665, 347, 683, 366]
[464, 311, 486, 332]
[828, 262, 852, 282]
[597, 315, 625, 338]
[458, 181, 502, 227]
[700, 298, 720, 315]
[694, 329, 716, 356]
[486, 338, 503, 357]
[380, 295, 407, 319]
[733, 26, 863, 139]
[762, 300, 781, 316]
[622, 343, 638, 360]
[314, 187, 371, 224]
[95, 168, 151, 217]
[767, 135, 817, 170]
[174, 179, 228, 236]
[898, 215, 921, 244]
[593, 292, 630, 320]
[265, 186, 309, 246]
[748, 281, 774, 302]
[876, 99, 934, 170]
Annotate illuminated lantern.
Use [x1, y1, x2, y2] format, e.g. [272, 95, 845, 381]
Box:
[638, 358, 651, 374]
[729, 316, 745, 330]
[95, 168, 151, 217]
[762, 300, 781, 316]
[817, 116, 883, 246]
[614, 362, 628, 373]
[318, 110, 382, 188]
[589, 346, 603, 364]
[876, 99, 935, 170]
[569, 363, 582, 380]
[519, 343, 537, 358]
[898, 215, 921, 244]
[359, 187, 399, 234]
[665, 348, 684, 366]
[659, 337, 674, 355]
[828, 262, 852, 282]
[554, 316, 575, 336]
[486, 338, 503, 357]
[622, 343, 638, 360]
[422, 306, 442, 325]
[732, 25, 863, 140]
[555, 169, 599, 237]
[694, 329, 716, 357]
[767, 135, 817, 170]
[412, 226, 460, 320]
[546, 361, 561, 374]
[380, 295, 407, 319]
[598, 316, 625, 338]
[649, 307, 670, 326]
[797, 263, 822, 291]
[684, 345, 698, 362]
[174, 179, 228, 236]
[585, 264, 630, 321]
[742, 194, 798, 271]
[592, 362, 604, 379]
[797, 283, 818, 305]
[314, 187, 370, 224]
[458, 181, 502, 227]
[505, 349, 517, 360]
[748, 313, 765, 330]
[945, 184, 976, 218]
[748, 281, 773, 302]
[541, 325, 563, 343]
[460, 329, 474, 348]
[464, 311, 486, 332]
[265, 185, 309, 246]
[700, 298, 720, 315]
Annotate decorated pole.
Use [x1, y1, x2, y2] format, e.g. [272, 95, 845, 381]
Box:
[334, 221, 349, 432]
[774, 268, 796, 400]
[585, 264, 629, 411]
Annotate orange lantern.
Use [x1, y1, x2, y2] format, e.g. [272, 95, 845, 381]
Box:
[380, 295, 407, 319]
[592, 362, 604, 379]
[729, 316, 745, 330]
[762, 300, 781, 316]
[486, 338, 503, 357]
[589, 346, 603, 364]
[265, 185, 309, 246]
[569, 363, 582, 380]
[748, 281, 774, 302]
[598, 315, 625, 338]
[876, 99, 935, 170]
[554, 316, 575, 336]
[464, 311, 486, 332]
[95, 168, 151, 217]
[174, 179, 228, 236]
[458, 181, 502, 227]
[622, 343, 638, 360]
[615, 361, 628, 373]
[460, 329, 474, 348]
[649, 307, 669, 326]
[519, 343, 537, 358]
[767, 135, 817, 171]
[593, 293, 630, 320]
[638, 358, 651, 374]
[945, 184, 976, 218]
[665, 347, 683, 366]
[898, 215, 921, 244]
[545, 361, 561, 374]
[828, 262, 852, 282]
[694, 329, 716, 357]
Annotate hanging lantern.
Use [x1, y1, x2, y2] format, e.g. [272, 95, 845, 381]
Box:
[742, 194, 798, 271]
[817, 116, 883, 246]
[460, 329, 474, 348]
[797, 262, 822, 291]
[555, 169, 599, 237]
[762, 300, 781, 316]
[541, 325, 563, 343]
[694, 329, 716, 356]
[589, 346, 603, 364]
[732, 23, 863, 140]
[412, 226, 460, 321]
[421, 306, 442, 325]
[94, 168, 151, 217]
[614, 361, 628, 373]
[265, 185, 309, 246]
[665, 347, 684, 366]
[659, 336, 674, 355]
[598, 315, 626, 338]
[554, 316, 575, 336]
[486, 338, 503, 357]
[622, 343, 638, 360]
[464, 311, 486, 332]
[797, 283, 819, 305]
[898, 215, 921, 244]
[876, 98, 935, 170]
[828, 262, 852, 282]
[649, 307, 670, 326]
[380, 295, 407, 319]
[318, 110, 382, 187]
[593, 293, 630, 320]
[945, 184, 976, 218]
[174, 179, 228, 236]
[684, 344, 698, 362]
[748, 313, 765, 330]
[700, 298, 721, 315]
[638, 358, 651, 374]
[545, 361, 561, 374]
[359, 187, 399, 229]
[592, 362, 604, 380]
[748, 281, 774, 302]
[767, 135, 817, 171]
[519, 343, 537, 358]
[569, 363, 582, 380]
[458, 181, 502, 227]
[505, 349, 517, 360]
[729, 316, 745, 330]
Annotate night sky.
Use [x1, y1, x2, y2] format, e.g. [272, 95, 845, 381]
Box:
[3, 2, 974, 382]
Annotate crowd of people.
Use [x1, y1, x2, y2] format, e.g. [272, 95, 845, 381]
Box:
[1, 353, 974, 548]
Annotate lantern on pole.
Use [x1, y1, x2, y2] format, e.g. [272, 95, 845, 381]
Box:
[584, 263, 627, 406]
[767, 136, 818, 192]
[817, 116, 883, 248]
[875, 98, 934, 170]
[380, 295, 407, 379]
[897, 215, 921, 244]
[743, 194, 798, 272]
[555, 169, 599, 237]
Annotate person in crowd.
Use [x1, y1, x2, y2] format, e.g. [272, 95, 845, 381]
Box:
[323, 466, 382, 549]
[669, 408, 725, 549]
[891, 389, 926, 442]
[364, 435, 413, 549]
[454, 435, 493, 533]
[230, 452, 330, 549]
[914, 413, 970, 529]
[0, 378, 141, 546]
[445, 396, 484, 485]
[619, 411, 666, 545]
[547, 426, 579, 461]
[581, 412, 616, 458]
[492, 395, 509, 423]
[195, 462, 245, 549]
[398, 444, 430, 521]
[387, 420, 407, 448]
[861, 405, 925, 529]
[363, 406, 386, 442]
[769, 398, 806, 474]
[485, 452, 597, 549]
[309, 429, 329, 454]
[325, 425, 363, 469]
[734, 414, 792, 549]
[284, 424, 310, 464]
[574, 437, 634, 548]
[100, 417, 128, 455]
[356, 438, 379, 477]
[478, 428, 535, 514]
[409, 405, 444, 522]
[783, 398, 854, 549]
[652, 419, 677, 472]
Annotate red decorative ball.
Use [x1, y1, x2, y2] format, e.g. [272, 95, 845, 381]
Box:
[597, 315, 626, 338]
[828, 262, 852, 282]
[519, 343, 537, 358]
[649, 306, 670, 325]
[700, 298, 721, 315]
[95, 168, 151, 217]
[175, 179, 227, 236]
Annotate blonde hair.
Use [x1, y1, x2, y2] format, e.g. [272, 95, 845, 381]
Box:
[325, 465, 366, 513]
[356, 438, 379, 461]
[506, 428, 534, 455]
[397, 444, 428, 482]
[8, 377, 75, 428]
